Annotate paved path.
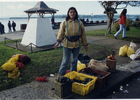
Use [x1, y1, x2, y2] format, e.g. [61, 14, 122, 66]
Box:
[0, 31, 24, 41]
[1, 24, 140, 50]
[87, 36, 140, 50]
[0, 24, 107, 41]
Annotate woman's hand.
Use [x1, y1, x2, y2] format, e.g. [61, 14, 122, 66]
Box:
[54, 42, 60, 49]
[85, 46, 88, 51]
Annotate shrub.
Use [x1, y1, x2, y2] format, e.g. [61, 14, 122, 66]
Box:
[126, 19, 133, 30]
[132, 22, 137, 27]
[95, 21, 99, 23]
[90, 21, 93, 23]
[113, 18, 132, 32]
[114, 21, 119, 32]
[101, 20, 104, 23]
[131, 21, 140, 28]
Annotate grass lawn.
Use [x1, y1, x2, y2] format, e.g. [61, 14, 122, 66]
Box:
[86, 26, 140, 43]
[1, 26, 139, 92]
[0, 40, 112, 91]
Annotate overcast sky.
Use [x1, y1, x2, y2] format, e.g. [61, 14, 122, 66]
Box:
[0, 0, 140, 18]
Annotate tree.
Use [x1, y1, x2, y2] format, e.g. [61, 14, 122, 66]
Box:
[99, 1, 140, 34]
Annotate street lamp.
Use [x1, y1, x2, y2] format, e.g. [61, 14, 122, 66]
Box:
[91, 13, 93, 21]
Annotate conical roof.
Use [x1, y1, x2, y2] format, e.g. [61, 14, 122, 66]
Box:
[24, 1, 58, 14]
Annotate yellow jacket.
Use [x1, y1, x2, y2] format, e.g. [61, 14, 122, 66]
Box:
[57, 19, 88, 49]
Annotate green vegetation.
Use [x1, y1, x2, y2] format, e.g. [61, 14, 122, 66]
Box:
[85, 26, 140, 43]
[86, 29, 108, 36]
[0, 40, 112, 91]
[131, 21, 140, 28]
[113, 19, 133, 32]
[1, 25, 139, 92]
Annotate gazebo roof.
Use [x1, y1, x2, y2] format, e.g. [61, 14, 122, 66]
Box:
[24, 1, 58, 14]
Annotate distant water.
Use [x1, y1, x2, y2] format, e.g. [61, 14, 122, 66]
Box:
[0, 14, 139, 33]
[0, 17, 107, 33]
[0, 19, 28, 33]
[0, 18, 65, 33]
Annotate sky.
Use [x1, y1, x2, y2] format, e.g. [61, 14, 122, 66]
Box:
[0, 0, 140, 18]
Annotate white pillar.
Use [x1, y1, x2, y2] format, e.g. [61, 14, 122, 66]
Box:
[21, 18, 57, 47]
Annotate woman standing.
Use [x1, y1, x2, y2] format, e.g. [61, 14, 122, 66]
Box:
[114, 9, 127, 39]
[54, 7, 88, 76]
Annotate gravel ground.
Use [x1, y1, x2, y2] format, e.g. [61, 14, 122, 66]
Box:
[106, 76, 140, 98]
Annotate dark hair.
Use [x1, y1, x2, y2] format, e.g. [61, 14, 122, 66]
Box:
[66, 7, 78, 21]
[120, 9, 127, 18]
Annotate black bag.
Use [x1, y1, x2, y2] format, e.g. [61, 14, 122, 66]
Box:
[78, 53, 91, 65]
[66, 36, 80, 42]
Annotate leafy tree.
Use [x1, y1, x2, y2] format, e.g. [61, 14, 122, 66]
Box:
[99, 1, 140, 34]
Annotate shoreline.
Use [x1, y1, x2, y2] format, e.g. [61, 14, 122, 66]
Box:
[0, 24, 107, 42]
[53, 22, 107, 29]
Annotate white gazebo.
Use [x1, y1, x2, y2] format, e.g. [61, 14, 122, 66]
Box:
[21, 1, 58, 47]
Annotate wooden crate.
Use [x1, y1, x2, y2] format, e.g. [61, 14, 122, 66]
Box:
[54, 79, 73, 99]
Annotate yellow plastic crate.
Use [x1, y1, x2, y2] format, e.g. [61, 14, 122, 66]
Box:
[64, 71, 97, 96]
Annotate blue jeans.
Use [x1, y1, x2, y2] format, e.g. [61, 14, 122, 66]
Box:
[58, 47, 80, 76]
[114, 24, 126, 38]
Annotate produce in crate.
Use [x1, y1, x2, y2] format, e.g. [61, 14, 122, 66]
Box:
[107, 54, 115, 60]
[106, 54, 116, 72]
[64, 71, 97, 96]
